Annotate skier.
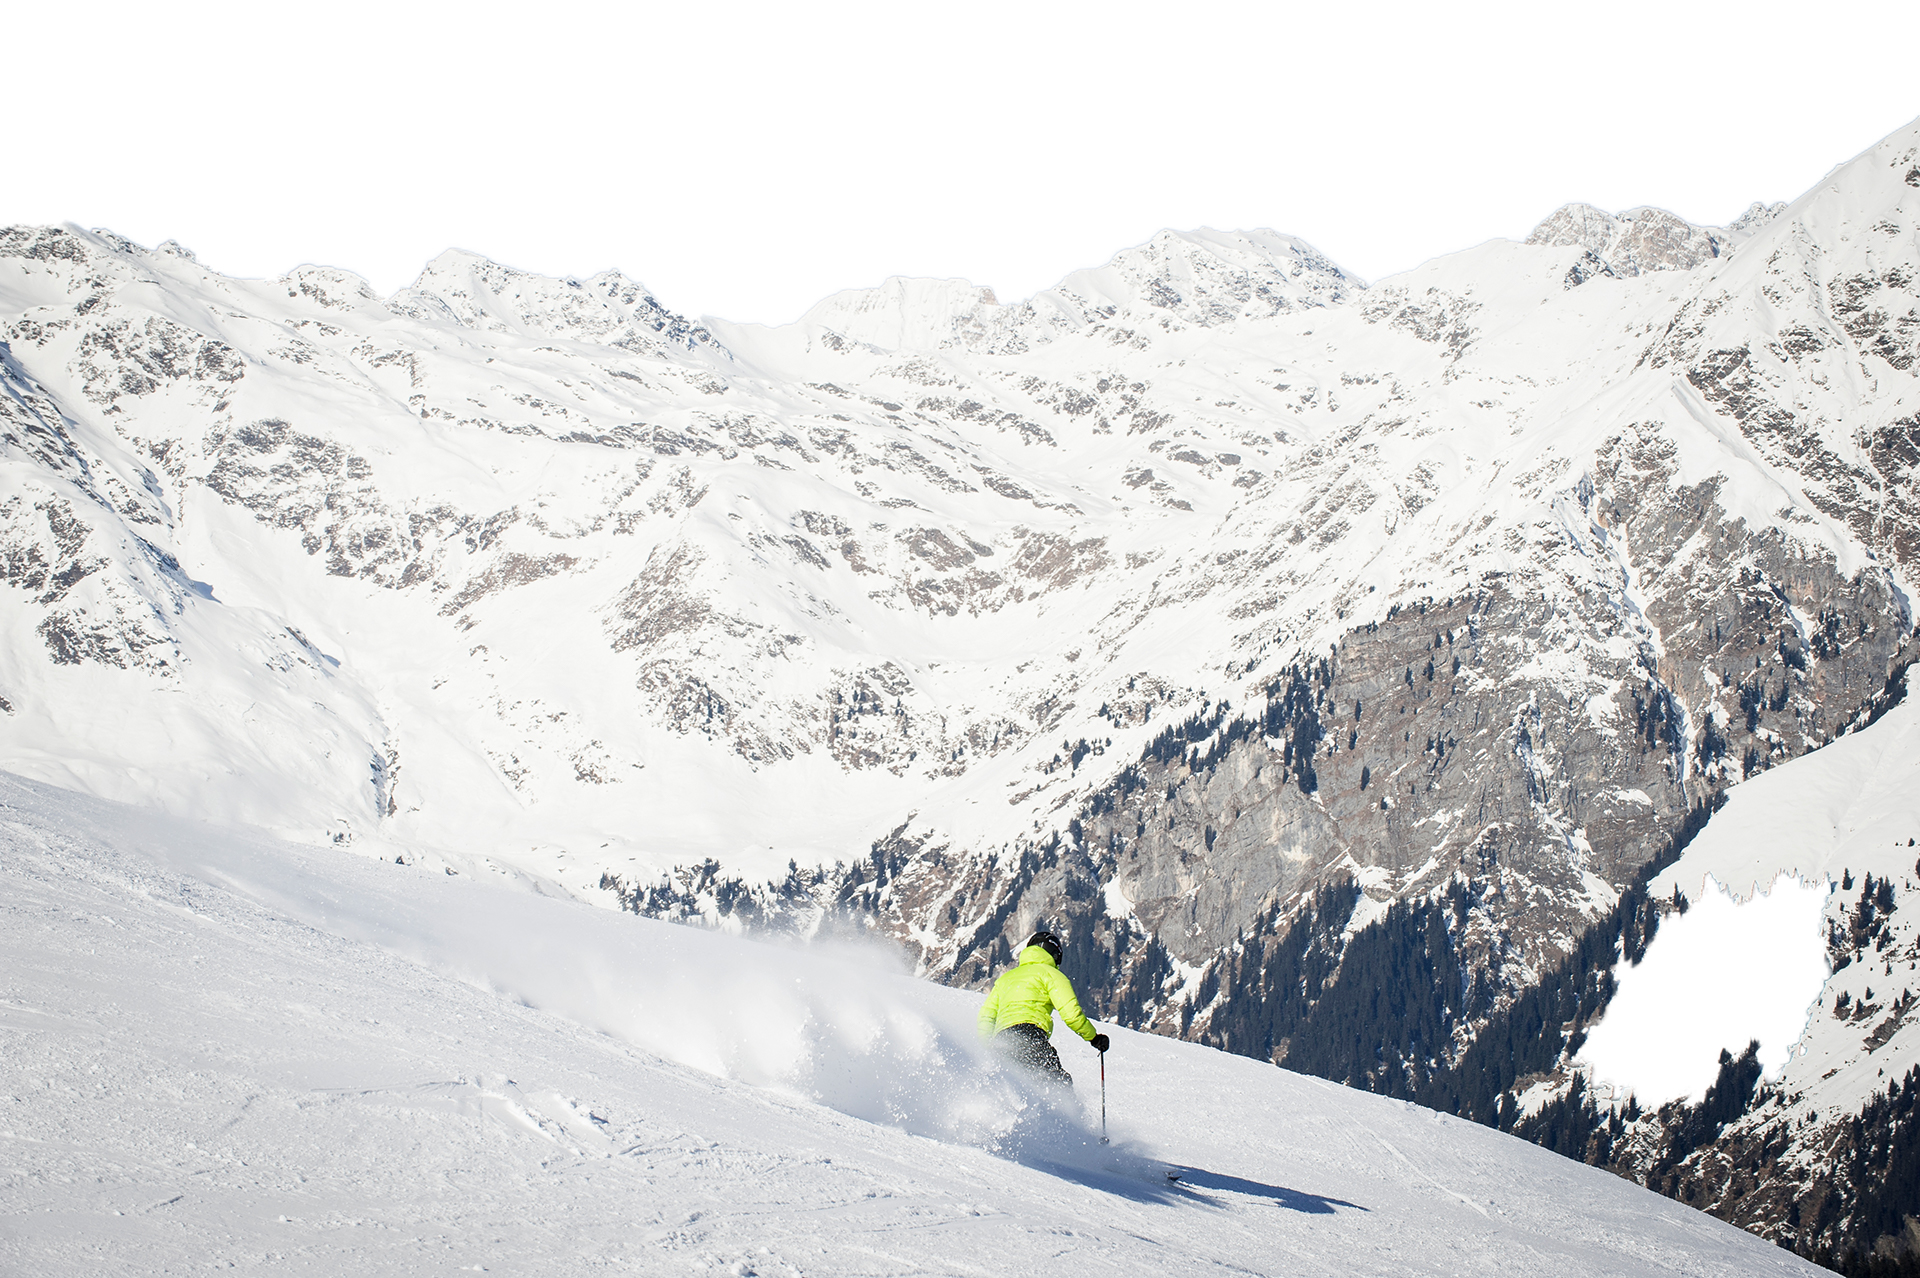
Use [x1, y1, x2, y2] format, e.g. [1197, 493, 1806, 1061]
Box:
[977, 929, 1109, 1085]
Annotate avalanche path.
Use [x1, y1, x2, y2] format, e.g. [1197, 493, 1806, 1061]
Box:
[1, 774, 1815, 1275]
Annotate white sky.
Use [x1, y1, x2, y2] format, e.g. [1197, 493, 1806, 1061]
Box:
[6, 0, 1918, 324]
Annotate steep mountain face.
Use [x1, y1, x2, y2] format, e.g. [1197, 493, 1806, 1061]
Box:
[4, 113, 1920, 1265]
[1410, 678, 1920, 1270]
[809, 126, 1919, 1030]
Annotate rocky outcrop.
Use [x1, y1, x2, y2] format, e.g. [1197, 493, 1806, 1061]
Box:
[1526, 200, 1786, 286]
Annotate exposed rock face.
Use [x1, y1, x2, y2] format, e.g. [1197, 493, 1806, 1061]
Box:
[1526, 203, 1721, 275]
[1525, 200, 1788, 285]
[945, 527, 1906, 1033]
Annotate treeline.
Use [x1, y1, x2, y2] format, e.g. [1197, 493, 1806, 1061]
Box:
[1414, 874, 1674, 1124]
[1197, 797, 1717, 1119]
[1200, 880, 1361, 1057]
[1058, 913, 1176, 1029]
[1178, 790, 1741, 1228]
[599, 857, 833, 932]
[1815, 1065, 1920, 1274]
[1831, 870, 1900, 972]
[1413, 795, 1719, 1128]
[1129, 654, 1333, 792]
[1506, 1042, 1763, 1182]
[1202, 880, 1475, 1096]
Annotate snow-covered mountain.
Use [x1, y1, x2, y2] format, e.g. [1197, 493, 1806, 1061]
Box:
[797, 228, 1363, 354]
[1524, 199, 1788, 284]
[6, 109, 1920, 1269]
[0, 772, 1817, 1276]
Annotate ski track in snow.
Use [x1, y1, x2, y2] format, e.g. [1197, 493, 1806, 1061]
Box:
[0, 774, 1816, 1275]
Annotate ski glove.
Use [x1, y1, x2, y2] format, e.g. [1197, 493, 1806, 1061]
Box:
[1091, 1033, 1110, 1053]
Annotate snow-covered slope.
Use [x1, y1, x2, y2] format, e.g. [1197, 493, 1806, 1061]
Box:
[0, 772, 1815, 1276]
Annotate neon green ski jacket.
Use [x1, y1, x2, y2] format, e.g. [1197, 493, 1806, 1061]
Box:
[976, 944, 1098, 1042]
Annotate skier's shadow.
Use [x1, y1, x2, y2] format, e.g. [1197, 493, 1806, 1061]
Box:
[1014, 1151, 1365, 1213]
[1169, 1166, 1367, 1214]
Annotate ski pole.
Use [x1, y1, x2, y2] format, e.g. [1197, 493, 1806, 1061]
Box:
[1100, 1050, 1109, 1145]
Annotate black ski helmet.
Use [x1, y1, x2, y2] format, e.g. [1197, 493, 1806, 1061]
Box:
[1026, 929, 1064, 965]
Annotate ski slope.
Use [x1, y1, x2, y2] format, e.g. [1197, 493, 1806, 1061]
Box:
[2, 773, 1816, 1276]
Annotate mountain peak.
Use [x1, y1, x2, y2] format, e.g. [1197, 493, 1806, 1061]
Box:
[798, 276, 1003, 352]
[1523, 201, 1787, 284]
[391, 249, 724, 357]
[1053, 225, 1362, 327]
[1525, 203, 1721, 276]
[791, 228, 1362, 355]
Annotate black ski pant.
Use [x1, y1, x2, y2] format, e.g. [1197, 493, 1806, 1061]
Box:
[993, 1023, 1073, 1087]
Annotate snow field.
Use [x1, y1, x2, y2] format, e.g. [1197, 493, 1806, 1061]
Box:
[1, 773, 1817, 1275]
[1580, 872, 1830, 1103]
